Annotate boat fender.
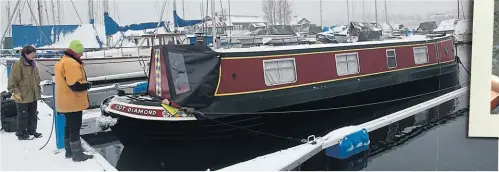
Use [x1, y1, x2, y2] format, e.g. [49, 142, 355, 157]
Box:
[324, 128, 370, 159]
[96, 115, 118, 131]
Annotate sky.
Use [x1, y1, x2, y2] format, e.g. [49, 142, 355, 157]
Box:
[1, 0, 473, 37]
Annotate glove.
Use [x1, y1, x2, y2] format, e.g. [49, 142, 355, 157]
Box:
[11, 93, 22, 101]
[161, 99, 170, 105]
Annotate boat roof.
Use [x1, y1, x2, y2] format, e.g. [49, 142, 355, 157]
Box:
[128, 33, 186, 38]
[215, 35, 452, 53]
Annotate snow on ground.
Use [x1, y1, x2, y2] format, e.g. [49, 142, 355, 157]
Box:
[84, 108, 103, 120]
[0, 63, 7, 92]
[0, 101, 116, 171]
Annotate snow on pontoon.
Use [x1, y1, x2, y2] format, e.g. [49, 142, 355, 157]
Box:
[99, 27, 459, 147]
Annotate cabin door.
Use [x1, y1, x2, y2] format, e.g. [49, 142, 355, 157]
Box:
[434, 42, 441, 64]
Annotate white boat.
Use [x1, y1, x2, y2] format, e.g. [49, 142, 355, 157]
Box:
[433, 19, 460, 35]
[453, 20, 472, 44]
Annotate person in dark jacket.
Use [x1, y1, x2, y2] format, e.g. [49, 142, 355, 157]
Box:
[54, 40, 93, 162]
[7, 45, 42, 140]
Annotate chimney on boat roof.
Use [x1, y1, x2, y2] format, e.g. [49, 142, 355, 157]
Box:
[195, 32, 205, 45]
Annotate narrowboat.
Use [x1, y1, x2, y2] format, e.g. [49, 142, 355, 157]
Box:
[99, 34, 458, 147]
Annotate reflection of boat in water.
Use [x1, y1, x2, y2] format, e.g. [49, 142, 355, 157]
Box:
[99, 33, 459, 148]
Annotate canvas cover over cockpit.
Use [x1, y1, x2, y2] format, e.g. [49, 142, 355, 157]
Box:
[147, 43, 220, 109]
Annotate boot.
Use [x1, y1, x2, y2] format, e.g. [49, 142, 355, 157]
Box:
[28, 131, 43, 138]
[70, 141, 94, 162]
[16, 131, 30, 140]
[64, 139, 72, 158]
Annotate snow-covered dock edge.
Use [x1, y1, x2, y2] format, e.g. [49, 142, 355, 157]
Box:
[80, 138, 117, 171]
[218, 86, 469, 171]
[1, 61, 117, 171]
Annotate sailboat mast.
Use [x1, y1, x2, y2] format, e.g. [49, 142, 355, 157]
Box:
[37, 0, 43, 25]
[374, 0, 378, 24]
[51, 0, 56, 25]
[182, 0, 185, 18]
[18, 2, 22, 24]
[320, 0, 322, 27]
[460, 0, 465, 20]
[352, 0, 354, 21]
[346, 0, 350, 24]
[457, 0, 460, 19]
[384, 0, 392, 34]
[174, 0, 178, 32]
[362, 0, 365, 21]
[211, 0, 217, 49]
[7, 1, 11, 35]
[384, 0, 388, 24]
[1, 0, 22, 48]
[88, 0, 94, 23]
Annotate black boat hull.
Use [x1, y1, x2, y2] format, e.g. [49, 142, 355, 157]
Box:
[105, 62, 459, 148]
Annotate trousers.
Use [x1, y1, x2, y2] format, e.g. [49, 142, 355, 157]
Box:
[16, 101, 38, 135]
[64, 111, 83, 142]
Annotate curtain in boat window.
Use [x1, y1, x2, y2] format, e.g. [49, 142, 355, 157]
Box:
[264, 59, 297, 86]
[387, 50, 397, 68]
[414, 46, 429, 64]
[347, 54, 359, 74]
[336, 53, 359, 76]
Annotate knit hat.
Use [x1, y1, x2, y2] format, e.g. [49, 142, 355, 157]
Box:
[68, 40, 84, 54]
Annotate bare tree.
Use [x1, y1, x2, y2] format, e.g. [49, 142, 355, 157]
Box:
[262, 0, 278, 25]
[278, 0, 292, 25]
[276, 0, 283, 25]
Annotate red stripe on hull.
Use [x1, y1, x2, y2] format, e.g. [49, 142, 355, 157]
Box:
[216, 39, 454, 95]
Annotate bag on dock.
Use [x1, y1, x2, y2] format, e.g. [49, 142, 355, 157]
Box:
[1, 91, 18, 132]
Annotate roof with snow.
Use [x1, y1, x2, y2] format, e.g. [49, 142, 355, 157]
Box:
[454, 20, 472, 34]
[229, 15, 267, 24]
[195, 18, 233, 28]
[433, 19, 459, 32]
[289, 16, 311, 26]
[249, 23, 267, 28]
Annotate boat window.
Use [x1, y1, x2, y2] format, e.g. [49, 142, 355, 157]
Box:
[335, 53, 360, 76]
[168, 52, 191, 95]
[413, 46, 429, 64]
[386, 49, 397, 68]
[263, 58, 297, 86]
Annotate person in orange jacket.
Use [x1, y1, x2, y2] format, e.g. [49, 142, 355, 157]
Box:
[53, 40, 93, 162]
